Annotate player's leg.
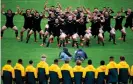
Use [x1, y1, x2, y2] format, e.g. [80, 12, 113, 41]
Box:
[107, 27, 112, 42]
[12, 26, 19, 40]
[39, 30, 46, 46]
[121, 28, 126, 42]
[122, 33, 126, 42]
[65, 35, 69, 44]
[26, 30, 33, 43]
[86, 38, 90, 46]
[101, 37, 104, 46]
[59, 33, 66, 47]
[40, 31, 49, 46]
[46, 35, 54, 47]
[20, 27, 26, 41]
[80, 35, 84, 46]
[39, 33, 42, 39]
[108, 33, 112, 42]
[56, 36, 60, 47]
[98, 33, 104, 46]
[84, 34, 91, 47]
[119, 25, 124, 40]
[27, 29, 30, 39]
[112, 34, 116, 44]
[0, 25, 7, 39]
[131, 27, 133, 31]
[72, 34, 79, 48]
[54, 32, 60, 46]
[34, 31, 37, 42]
[129, 24, 133, 31]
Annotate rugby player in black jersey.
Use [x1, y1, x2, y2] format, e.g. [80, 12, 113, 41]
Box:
[1, 4, 20, 39]
[124, 8, 133, 31]
[114, 12, 126, 42]
[19, 9, 34, 41]
[26, 12, 45, 44]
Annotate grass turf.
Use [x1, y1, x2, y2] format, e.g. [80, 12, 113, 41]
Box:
[1, 0, 133, 68]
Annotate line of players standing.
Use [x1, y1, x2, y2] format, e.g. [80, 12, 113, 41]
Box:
[1, 3, 133, 48]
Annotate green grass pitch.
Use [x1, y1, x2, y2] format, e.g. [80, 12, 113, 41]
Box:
[1, 0, 133, 69]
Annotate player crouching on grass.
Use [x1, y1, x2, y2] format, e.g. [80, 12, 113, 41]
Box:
[1, 4, 20, 40]
[72, 33, 79, 48]
[59, 47, 72, 61]
[74, 49, 88, 61]
[98, 28, 104, 46]
[84, 28, 92, 47]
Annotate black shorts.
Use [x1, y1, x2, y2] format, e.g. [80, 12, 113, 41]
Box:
[33, 29, 41, 32]
[78, 31, 85, 36]
[91, 27, 99, 36]
[5, 24, 14, 28]
[68, 31, 74, 36]
[103, 26, 111, 32]
[115, 25, 122, 30]
[124, 22, 133, 28]
[23, 25, 32, 30]
[53, 29, 60, 37]
[53, 32, 60, 37]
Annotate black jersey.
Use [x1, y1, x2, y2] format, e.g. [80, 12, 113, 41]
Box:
[103, 15, 113, 32]
[60, 21, 66, 32]
[104, 15, 113, 26]
[115, 16, 125, 25]
[65, 19, 75, 35]
[48, 16, 55, 24]
[22, 13, 33, 28]
[115, 16, 125, 30]
[33, 16, 43, 28]
[47, 16, 56, 34]
[53, 23, 61, 36]
[91, 19, 101, 35]
[78, 20, 87, 36]
[4, 13, 15, 26]
[73, 20, 78, 33]
[125, 11, 133, 22]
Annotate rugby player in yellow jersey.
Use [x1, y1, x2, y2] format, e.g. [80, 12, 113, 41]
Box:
[61, 59, 74, 84]
[2, 60, 15, 84]
[83, 59, 96, 84]
[96, 60, 107, 84]
[14, 59, 25, 84]
[36, 55, 49, 84]
[105, 56, 118, 84]
[130, 65, 133, 84]
[25, 60, 37, 84]
[73, 60, 84, 84]
[118, 56, 130, 84]
[49, 59, 62, 84]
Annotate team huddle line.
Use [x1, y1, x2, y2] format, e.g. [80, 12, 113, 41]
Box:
[1, 56, 133, 84]
[1, 2, 133, 48]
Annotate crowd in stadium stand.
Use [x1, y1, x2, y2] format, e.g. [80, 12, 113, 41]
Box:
[1, 55, 133, 84]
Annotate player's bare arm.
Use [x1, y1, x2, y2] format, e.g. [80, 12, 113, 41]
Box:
[1, 4, 5, 14]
